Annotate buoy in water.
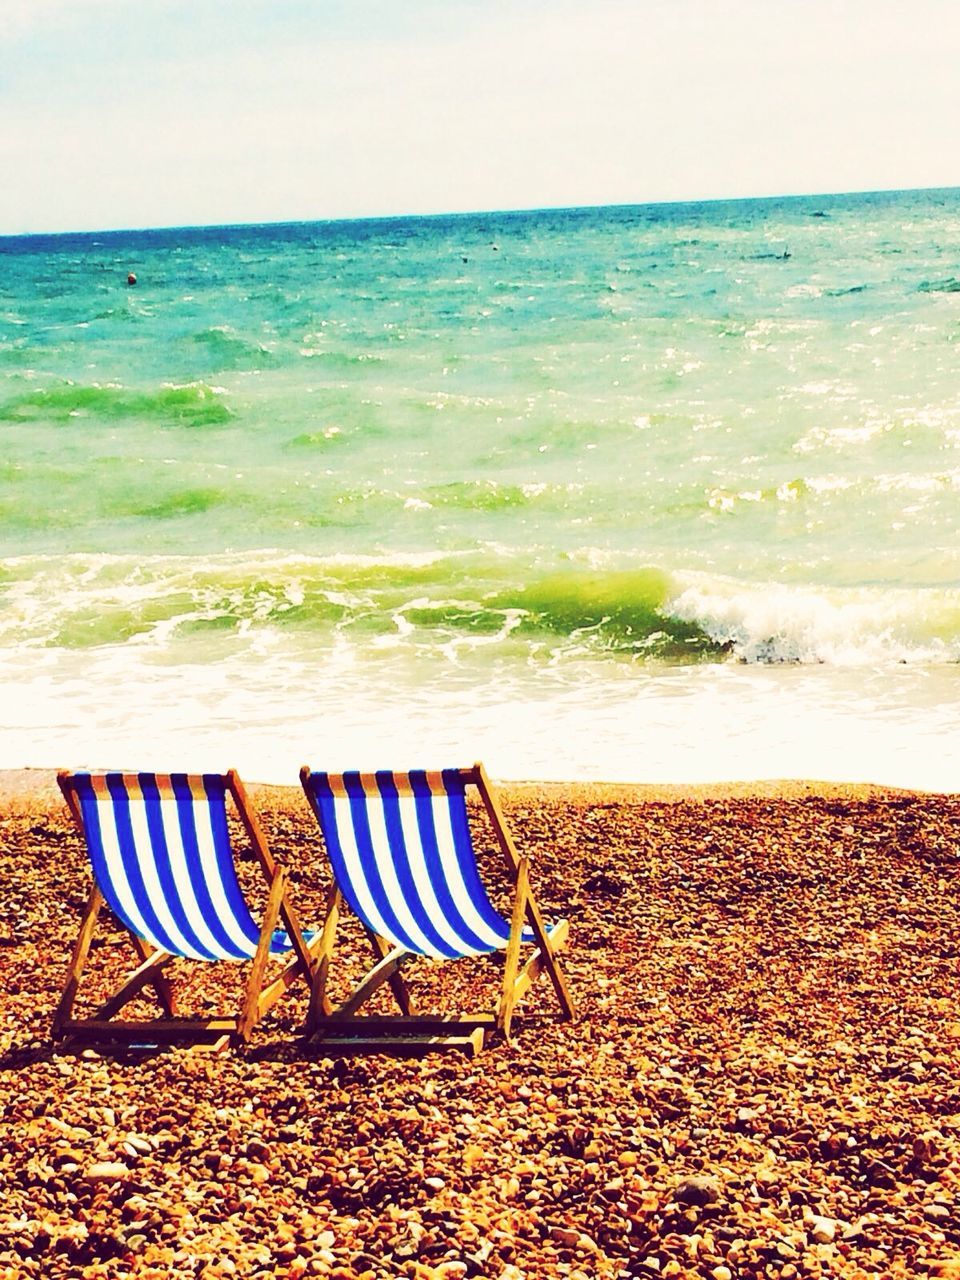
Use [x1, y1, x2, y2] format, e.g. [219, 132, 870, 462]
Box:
[127, 273, 137, 286]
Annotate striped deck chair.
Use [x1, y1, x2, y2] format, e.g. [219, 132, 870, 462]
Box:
[299, 762, 574, 1056]
[53, 770, 320, 1052]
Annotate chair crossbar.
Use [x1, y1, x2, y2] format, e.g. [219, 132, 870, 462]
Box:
[59, 1017, 237, 1042]
[318, 767, 480, 799]
[313, 1028, 486, 1058]
[80, 774, 229, 802]
[313, 1013, 497, 1032]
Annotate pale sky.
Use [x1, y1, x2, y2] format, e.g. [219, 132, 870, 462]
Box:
[2, 0, 959, 235]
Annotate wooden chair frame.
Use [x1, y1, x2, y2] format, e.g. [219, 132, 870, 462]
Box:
[300, 761, 574, 1056]
[53, 769, 321, 1053]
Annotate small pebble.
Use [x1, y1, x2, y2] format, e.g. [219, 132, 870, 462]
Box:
[83, 1161, 129, 1182]
[675, 1175, 722, 1207]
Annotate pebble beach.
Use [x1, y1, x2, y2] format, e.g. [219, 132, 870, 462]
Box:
[2, 774, 959, 1279]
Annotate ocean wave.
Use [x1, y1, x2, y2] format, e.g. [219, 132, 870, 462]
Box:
[0, 554, 714, 658]
[2, 553, 959, 668]
[794, 413, 958, 454]
[917, 277, 960, 293]
[706, 478, 808, 513]
[501, 569, 717, 657]
[669, 575, 960, 665]
[188, 327, 274, 368]
[296, 349, 386, 366]
[423, 480, 583, 512]
[90, 305, 145, 323]
[285, 427, 345, 449]
[0, 381, 232, 426]
[112, 488, 229, 520]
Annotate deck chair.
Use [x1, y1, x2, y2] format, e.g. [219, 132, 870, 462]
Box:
[53, 770, 320, 1052]
[299, 761, 574, 1057]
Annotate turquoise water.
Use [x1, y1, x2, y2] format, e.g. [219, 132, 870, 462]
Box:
[3, 190, 960, 785]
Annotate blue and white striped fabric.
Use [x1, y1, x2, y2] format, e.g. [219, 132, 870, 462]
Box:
[68, 773, 293, 962]
[303, 769, 536, 959]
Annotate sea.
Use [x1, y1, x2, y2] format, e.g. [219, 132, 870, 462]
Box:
[2, 188, 960, 789]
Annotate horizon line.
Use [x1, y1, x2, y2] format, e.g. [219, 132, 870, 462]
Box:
[3, 182, 959, 242]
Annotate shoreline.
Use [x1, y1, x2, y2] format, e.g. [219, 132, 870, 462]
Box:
[0, 766, 945, 813]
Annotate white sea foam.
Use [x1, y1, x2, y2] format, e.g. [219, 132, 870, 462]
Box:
[793, 421, 886, 452]
[3, 641, 959, 791]
[668, 575, 960, 666]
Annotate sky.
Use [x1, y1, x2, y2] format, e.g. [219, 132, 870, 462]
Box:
[2, 0, 959, 235]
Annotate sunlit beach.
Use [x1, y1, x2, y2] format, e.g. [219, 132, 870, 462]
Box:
[3, 2, 960, 1277]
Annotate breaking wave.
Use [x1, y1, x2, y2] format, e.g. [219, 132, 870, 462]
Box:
[1, 553, 958, 668]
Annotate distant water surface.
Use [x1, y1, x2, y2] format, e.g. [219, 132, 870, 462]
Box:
[2, 189, 960, 786]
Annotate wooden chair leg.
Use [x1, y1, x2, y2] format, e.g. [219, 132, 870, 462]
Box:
[333, 945, 413, 1019]
[256, 925, 327, 1024]
[96, 949, 175, 1020]
[368, 929, 415, 1016]
[523, 893, 576, 1020]
[130, 934, 177, 1015]
[475, 761, 575, 1021]
[276, 881, 319, 984]
[52, 885, 103, 1038]
[238, 867, 286, 1043]
[498, 858, 530, 1039]
[510, 917, 570, 1010]
[307, 884, 341, 1031]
